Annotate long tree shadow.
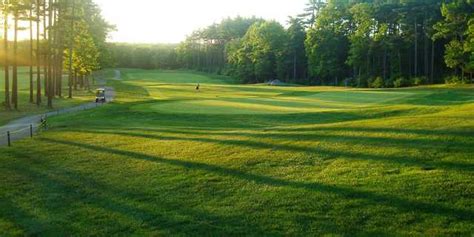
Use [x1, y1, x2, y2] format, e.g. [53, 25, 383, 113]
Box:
[58, 97, 441, 130]
[0, 196, 48, 236]
[42, 138, 474, 221]
[0, 152, 278, 236]
[114, 126, 474, 154]
[282, 126, 474, 138]
[71, 129, 474, 173]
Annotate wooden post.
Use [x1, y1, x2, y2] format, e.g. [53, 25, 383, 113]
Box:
[7, 131, 11, 147]
[30, 124, 33, 138]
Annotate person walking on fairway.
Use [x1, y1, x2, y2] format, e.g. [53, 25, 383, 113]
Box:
[196, 83, 200, 91]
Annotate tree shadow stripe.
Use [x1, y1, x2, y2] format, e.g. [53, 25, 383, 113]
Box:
[42, 138, 474, 221]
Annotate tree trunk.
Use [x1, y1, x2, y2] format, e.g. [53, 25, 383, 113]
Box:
[4, 2, 10, 109]
[85, 74, 90, 91]
[398, 49, 402, 77]
[74, 69, 78, 90]
[12, 10, 18, 110]
[43, 0, 48, 97]
[56, 1, 63, 97]
[68, 0, 75, 98]
[293, 53, 297, 81]
[423, 13, 429, 79]
[51, 3, 57, 97]
[430, 40, 435, 84]
[47, 0, 53, 108]
[80, 75, 84, 89]
[414, 18, 418, 78]
[36, 0, 42, 106]
[383, 48, 387, 81]
[30, 6, 34, 104]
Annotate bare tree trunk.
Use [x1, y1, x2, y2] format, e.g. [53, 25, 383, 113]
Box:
[43, 0, 48, 97]
[80, 74, 84, 89]
[293, 53, 297, 81]
[383, 48, 387, 81]
[414, 18, 418, 78]
[56, 1, 63, 97]
[12, 10, 19, 110]
[68, 0, 75, 98]
[430, 40, 435, 84]
[74, 69, 78, 90]
[36, 0, 42, 106]
[51, 2, 57, 97]
[47, 0, 53, 108]
[30, 6, 34, 103]
[49, 0, 55, 98]
[398, 49, 402, 76]
[4, 2, 10, 109]
[423, 13, 429, 79]
[85, 74, 90, 91]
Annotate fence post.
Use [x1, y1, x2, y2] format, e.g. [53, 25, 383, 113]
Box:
[30, 124, 33, 138]
[7, 131, 11, 147]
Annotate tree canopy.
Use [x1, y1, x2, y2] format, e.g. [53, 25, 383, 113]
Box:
[112, 1, 473, 87]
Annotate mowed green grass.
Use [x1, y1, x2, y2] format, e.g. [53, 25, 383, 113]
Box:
[0, 68, 100, 126]
[1, 69, 473, 236]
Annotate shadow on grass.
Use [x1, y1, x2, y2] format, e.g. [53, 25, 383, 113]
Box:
[71, 128, 474, 173]
[116, 126, 474, 153]
[42, 138, 474, 221]
[1, 152, 276, 236]
[57, 100, 437, 130]
[0, 196, 48, 236]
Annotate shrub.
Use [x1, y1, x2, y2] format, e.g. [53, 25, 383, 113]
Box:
[412, 76, 427, 86]
[366, 77, 374, 87]
[371, 77, 384, 88]
[357, 76, 368, 88]
[343, 78, 354, 87]
[393, 77, 411, 88]
[445, 75, 465, 85]
[384, 78, 394, 88]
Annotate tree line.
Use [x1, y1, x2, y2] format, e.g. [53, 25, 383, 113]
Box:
[1, 0, 113, 110]
[109, 43, 179, 70]
[110, 0, 474, 87]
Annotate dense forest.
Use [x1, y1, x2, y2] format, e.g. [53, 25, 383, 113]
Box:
[111, 0, 474, 87]
[1, 0, 113, 109]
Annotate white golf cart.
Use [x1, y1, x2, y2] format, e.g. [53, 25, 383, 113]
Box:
[95, 88, 106, 103]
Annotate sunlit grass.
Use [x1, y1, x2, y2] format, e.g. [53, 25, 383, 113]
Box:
[0, 69, 473, 235]
[0, 67, 102, 125]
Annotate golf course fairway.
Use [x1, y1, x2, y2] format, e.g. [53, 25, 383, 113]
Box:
[1, 69, 473, 236]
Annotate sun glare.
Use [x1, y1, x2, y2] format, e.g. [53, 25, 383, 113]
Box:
[94, 0, 307, 43]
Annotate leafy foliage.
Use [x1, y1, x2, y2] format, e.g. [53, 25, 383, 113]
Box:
[107, 0, 473, 87]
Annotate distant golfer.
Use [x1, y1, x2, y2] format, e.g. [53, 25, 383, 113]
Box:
[196, 83, 200, 91]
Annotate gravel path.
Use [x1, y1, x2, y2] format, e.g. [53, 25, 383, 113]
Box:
[0, 70, 120, 147]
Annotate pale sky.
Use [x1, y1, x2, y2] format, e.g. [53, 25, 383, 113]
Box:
[94, 0, 308, 44]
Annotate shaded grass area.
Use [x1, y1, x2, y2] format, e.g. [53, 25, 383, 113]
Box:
[0, 69, 473, 235]
[0, 68, 113, 126]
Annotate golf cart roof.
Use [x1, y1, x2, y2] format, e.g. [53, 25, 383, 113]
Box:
[97, 88, 106, 91]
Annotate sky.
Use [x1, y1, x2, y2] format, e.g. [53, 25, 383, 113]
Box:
[94, 0, 308, 44]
